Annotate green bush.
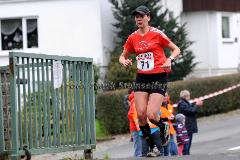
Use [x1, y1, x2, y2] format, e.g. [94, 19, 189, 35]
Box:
[96, 73, 240, 134]
[96, 89, 129, 134]
[168, 73, 240, 117]
[95, 119, 110, 140]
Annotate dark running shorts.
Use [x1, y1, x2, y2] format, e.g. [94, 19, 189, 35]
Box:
[133, 72, 168, 96]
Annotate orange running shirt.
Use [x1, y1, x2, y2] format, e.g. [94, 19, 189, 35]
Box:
[124, 26, 171, 74]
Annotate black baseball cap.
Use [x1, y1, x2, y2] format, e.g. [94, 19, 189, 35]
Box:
[131, 5, 150, 16]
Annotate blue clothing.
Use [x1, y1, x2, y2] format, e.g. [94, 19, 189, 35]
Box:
[132, 131, 143, 157]
[161, 143, 170, 156]
[183, 133, 193, 155]
[161, 135, 178, 156]
[178, 98, 198, 134]
[139, 127, 159, 136]
[169, 135, 178, 156]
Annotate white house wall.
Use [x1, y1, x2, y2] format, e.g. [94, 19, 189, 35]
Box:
[236, 13, 240, 67]
[218, 12, 240, 69]
[0, 0, 105, 67]
[182, 12, 219, 70]
[99, 0, 115, 68]
[160, 0, 182, 18]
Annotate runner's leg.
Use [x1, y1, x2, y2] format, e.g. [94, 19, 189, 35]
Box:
[135, 92, 155, 150]
[148, 93, 170, 146]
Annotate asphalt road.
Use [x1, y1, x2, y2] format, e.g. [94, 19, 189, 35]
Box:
[94, 109, 240, 160]
[32, 109, 240, 160]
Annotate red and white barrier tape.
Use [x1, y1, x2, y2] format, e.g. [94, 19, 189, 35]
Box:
[173, 83, 240, 107]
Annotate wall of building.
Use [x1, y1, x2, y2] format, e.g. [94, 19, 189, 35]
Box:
[160, 0, 183, 17]
[218, 12, 240, 69]
[0, 0, 105, 67]
[182, 11, 219, 69]
[99, 0, 115, 68]
[183, 0, 240, 12]
[182, 11, 240, 77]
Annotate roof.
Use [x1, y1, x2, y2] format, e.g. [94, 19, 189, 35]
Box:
[183, 0, 240, 12]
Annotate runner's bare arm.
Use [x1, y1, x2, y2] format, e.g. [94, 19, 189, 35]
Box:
[161, 42, 180, 69]
[167, 41, 181, 60]
[119, 49, 133, 68]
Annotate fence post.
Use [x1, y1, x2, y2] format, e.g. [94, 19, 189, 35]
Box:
[0, 70, 5, 156]
[9, 54, 19, 160]
[83, 149, 93, 159]
[89, 63, 96, 145]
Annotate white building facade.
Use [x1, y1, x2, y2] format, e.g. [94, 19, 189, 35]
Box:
[182, 0, 240, 77]
[0, 0, 106, 68]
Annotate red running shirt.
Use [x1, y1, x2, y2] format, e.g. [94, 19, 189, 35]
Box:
[124, 26, 171, 74]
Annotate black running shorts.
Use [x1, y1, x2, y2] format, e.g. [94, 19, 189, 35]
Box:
[133, 72, 168, 96]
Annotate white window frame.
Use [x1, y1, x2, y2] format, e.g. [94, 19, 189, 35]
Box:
[221, 13, 234, 43]
[22, 18, 27, 49]
[0, 21, 1, 51]
[0, 16, 38, 51]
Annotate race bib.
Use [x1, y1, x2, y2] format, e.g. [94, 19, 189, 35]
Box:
[136, 52, 154, 71]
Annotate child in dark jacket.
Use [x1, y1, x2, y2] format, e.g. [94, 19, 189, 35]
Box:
[175, 114, 189, 156]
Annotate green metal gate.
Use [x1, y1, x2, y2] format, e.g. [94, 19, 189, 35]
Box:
[1, 52, 96, 159]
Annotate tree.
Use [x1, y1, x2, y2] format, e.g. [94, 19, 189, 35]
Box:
[106, 0, 197, 83]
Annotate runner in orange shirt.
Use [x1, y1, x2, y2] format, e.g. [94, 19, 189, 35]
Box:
[119, 5, 180, 157]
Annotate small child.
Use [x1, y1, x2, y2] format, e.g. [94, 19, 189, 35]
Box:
[175, 114, 189, 156]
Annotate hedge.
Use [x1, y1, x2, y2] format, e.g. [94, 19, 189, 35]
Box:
[96, 73, 240, 134]
[168, 73, 240, 116]
[96, 89, 129, 134]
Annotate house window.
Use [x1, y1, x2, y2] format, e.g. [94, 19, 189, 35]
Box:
[1, 19, 23, 50]
[27, 19, 38, 48]
[1, 18, 38, 51]
[222, 16, 230, 38]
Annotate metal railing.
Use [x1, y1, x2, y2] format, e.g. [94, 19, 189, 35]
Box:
[0, 68, 5, 157]
[1, 52, 96, 159]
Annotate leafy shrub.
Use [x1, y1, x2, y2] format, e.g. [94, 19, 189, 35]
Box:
[96, 89, 129, 134]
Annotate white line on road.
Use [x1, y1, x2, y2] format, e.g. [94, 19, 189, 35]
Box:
[228, 146, 240, 151]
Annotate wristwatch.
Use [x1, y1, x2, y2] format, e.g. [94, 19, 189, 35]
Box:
[169, 56, 175, 62]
